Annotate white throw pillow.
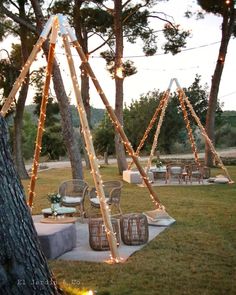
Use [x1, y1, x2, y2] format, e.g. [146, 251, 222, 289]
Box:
[214, 177, 229, 184]
[63, 196, 82, 203]
[91, 197, 109, 205]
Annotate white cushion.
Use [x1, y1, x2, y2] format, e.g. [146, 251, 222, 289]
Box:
[214, 177, 229, 184]
[123, 170, 154, 184]
[91, 197, 110, 205]
[63, 196, 82, 203]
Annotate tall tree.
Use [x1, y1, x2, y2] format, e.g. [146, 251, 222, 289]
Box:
[13, 0, 32, 179]
[1, 0, 84, 179]
[33, 69, 66, 160]
[0, 0, 33, 179]
[0, 116, 62, 294]
[49, 0, 113, 169]
[48, 1, 189, 174]
[114, 0, 128, 173]
[196, 0, 236, 166]
[100, 0, 190, 173]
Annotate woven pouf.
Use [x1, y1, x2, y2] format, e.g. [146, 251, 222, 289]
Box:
[89, 218, 120, 251]
[120, 213, 149, 245]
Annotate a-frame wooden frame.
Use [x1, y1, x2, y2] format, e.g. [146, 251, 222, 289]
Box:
[0, 15, 173, 262]
[128, 78, 233, 183]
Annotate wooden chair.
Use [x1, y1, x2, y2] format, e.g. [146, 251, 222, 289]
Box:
[89, 180, 123, 216]
[58, 179, 89, 221]
[188, 164, 204, 184]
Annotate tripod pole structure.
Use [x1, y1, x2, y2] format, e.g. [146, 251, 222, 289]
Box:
[65, 20, 163, 210]
[174, 78, 234, 184]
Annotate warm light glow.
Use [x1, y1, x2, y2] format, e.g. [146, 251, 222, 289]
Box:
[116, 66, 123, 79]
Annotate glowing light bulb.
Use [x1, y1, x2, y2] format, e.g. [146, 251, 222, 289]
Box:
[116, 66, 123, 79]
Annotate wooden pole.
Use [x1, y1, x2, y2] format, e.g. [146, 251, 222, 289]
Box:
[65, 22, 163, 210]
[178, 89, 200, 166]
[174, 78, 234, 183]
[28, 18, 58, 208]
[58, 16, 120, 263]
[128, 88, 170, 170]
[146, 79, 173, 170]
[0, 16, 54, 117]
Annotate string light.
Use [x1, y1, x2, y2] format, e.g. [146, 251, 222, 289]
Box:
[178, 89, 201, 167]
[116, 66, 124, 79]
[53, 40, 221, 59]
[58, 16, 121, 263]
[128, 91, 168, 170]
[28, 32, 57, 208]
[146, 89, 170, 171]
[181, 88, 234, 183]
[0, 37, 45, 117]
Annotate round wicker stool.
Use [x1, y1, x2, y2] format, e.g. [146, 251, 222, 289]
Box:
[88, 218, 120, 251]
[120, 213, 149, 245]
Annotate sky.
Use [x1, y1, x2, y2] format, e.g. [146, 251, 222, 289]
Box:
[80, 0, 236, 111]
[1, 0, 236, 111]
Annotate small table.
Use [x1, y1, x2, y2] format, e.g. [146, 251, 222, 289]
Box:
[40, 217, 78, 224]
[150, 166, 167, 180]
[42, 206, 76, 218]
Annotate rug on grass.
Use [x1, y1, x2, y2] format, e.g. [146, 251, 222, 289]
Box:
[58, 220, 172, 262]
[33, 215, 175, 263]
[138, 179, 212, 187]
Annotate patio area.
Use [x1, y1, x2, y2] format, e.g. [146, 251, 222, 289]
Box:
[33, 214, 175, 262]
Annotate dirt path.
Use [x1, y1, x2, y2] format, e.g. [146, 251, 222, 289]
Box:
[26, 147, 236, 171]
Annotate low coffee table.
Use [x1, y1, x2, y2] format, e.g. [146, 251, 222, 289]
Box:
[42, 206, 76, 218]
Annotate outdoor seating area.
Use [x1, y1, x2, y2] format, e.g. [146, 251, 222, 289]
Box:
[123, 163, 210, 185]
[33, 178, 177, 261]
[33, 212, 174, 262]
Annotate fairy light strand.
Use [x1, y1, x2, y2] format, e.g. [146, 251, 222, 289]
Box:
[0, 38, 45, 117]
[178, 89, 201, 166]
[128, 89, 170, 170]
[181, 87, 234, 183]
[146, 88, 171, 171]
[58, 16, 121, 263]
[28, 18, 58, 208]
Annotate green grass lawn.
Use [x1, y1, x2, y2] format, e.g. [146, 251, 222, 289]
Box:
[22, 165, 236, 295]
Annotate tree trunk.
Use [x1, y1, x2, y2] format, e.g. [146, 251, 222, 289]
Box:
[205, 7, 235, 166]
[0, 116, 61, 295]
[13, 75, 29, 179]
[114, 0, 127, 174]
[30, 0, 83, 179]
[13, 0, 30, 180]
[74, 1, 91, 169]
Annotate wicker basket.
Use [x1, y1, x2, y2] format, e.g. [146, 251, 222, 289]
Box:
[88, 218, 120, 251]
[120, 213, 149, 245]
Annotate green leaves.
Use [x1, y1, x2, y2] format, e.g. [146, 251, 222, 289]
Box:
[163, 24, 190, 55]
